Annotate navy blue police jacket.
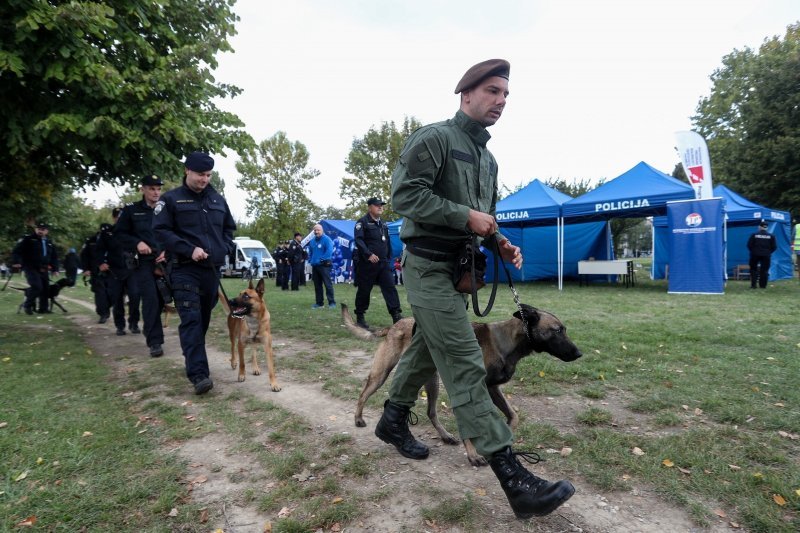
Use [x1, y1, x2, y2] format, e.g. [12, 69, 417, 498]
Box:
[152, 182, 236, 267]
[12, 233, 59, 271]
[354, 214, 392, 261]
[115, 199, 162, 260]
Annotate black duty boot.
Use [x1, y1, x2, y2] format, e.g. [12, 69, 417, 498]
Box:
[489, 447, 575, 519]
[374, 400, 429, 460]
[391, 311, 403, 323]
[355, 313, 369, 329]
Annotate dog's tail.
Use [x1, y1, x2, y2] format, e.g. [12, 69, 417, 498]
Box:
[341, 303, 391, 340]
[217, 287, 231, 315]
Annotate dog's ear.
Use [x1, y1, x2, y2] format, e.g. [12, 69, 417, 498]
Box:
[256, 277, 265, 297]
[513, 304, 540, 325]
[248, 278, 254, 290]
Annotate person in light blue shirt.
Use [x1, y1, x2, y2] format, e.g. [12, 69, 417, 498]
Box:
[307, 223, 335, 308]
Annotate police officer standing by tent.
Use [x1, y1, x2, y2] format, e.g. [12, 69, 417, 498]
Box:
[747, 219, 777, 289]
[378, 59, 575, 519]
[353, 197, 402, 328]
[115, 175, 167, 357]
[154, 152, 236, 395]
[287, 232, 305, 290]
[12, 222, 59, 314]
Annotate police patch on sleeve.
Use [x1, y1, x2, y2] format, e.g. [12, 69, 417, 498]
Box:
[154, 201, 165, 215]
[355, 222, 362, 230]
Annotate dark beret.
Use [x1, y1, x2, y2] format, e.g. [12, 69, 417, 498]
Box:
[454, 59, 511, 94]
[141, 174, 163, 186]
[184, 151, 215, 172]
[367, 197, 386, 206]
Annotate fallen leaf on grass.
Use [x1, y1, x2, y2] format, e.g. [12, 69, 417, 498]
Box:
[278, 506, 292, 518]
[774, 402, 785, 408]
[560, 447, 573, 457]
[36, 457, 44, 465]
[729, 464, 741, 471]
[82, 431, 93, 437]
[292, 469, 312, 482]
[753, 472, 763, 479]
[15, 470, 29, 482]
[168, 508, 178, 517]
[714, 509, 727, 518]
[778, 431, 799, 440]
[475, 488, 486, 496]
[773, 494, 786, 506]
[15, 516, 37, 527]
[329, 415, 337, 421]
[729, 522, 740, 528]
[330, 523, 342, 532]
[122, 392, 134, 397]
[263, 522, 272, 532]
[331, 496, 343, 504]
[538, 370, 545, 378]
[662, 459, 674, 467]
[681, 405, 689, 410]
[190, 475, 208, 485]
[0, 422, 7, 428]
[796, 489, 800, 497]
[199, 508, 208, 523]
[694, 408, 703, 416]
[678, 467, 691, 475]
[632, 447, 645, 456]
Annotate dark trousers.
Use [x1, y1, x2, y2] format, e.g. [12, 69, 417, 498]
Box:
[279, 264, 290, 290]
[311, 264, 335, 305]
[108, 272, 140, 330]
[170, 264, 220, 383]
[90, 273, 111, 318]
[291, 262, 304, 290]
[23, 269, 49, 311]
[749, 254, 771, 288]
[131, 262, 164, 347]
[354, 261, 401, 317]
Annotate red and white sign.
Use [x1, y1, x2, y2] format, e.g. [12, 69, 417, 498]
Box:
[674, 131, 714, 199]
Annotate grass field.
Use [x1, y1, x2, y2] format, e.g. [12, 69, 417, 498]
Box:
[2, 269, 799, 531]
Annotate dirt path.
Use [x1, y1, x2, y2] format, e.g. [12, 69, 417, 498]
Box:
[62, 296, 728, 533]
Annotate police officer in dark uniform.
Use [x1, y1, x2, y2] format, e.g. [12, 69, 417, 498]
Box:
[274, 241, 289, 289]
[287, 232, 305, 290]
[97, 208, 139, 336]
[747, 220, 777, 289]
[115, 175, 167, 357]
[353, 197, 402, 328]
[80, 223, 112, 323]
[12, 222, 59, 314]
[272, 242, 285, 287]
[153, 152, 236, 395]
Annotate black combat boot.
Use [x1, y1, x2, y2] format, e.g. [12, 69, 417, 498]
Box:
[391, 311, 403, 323]
[374, 400, 429, 460]
[489, 447, 575, 519]
[356, 313, 369, 329]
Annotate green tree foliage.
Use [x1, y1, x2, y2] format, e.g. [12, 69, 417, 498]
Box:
[340, 117, 422, 220]
[545, 177, 603, 199]
[0, 0, 251, 215]
[692, 22, 800, 214]
[235, 132, 320, 246]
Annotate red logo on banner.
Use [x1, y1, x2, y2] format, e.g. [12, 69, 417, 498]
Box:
[688, 165, 704, 184]
[685, 213, 703, 227]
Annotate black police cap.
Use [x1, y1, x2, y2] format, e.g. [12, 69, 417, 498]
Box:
[141, 175, 163, 186]
[367, 197, 386, 206]
[184, 151, 214, 172]
[36, 222, 49, 229]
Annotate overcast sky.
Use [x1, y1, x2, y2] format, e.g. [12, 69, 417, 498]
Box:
[86, 0, 798, 220]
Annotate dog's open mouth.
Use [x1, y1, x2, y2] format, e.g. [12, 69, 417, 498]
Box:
[228, 300, 251, 318]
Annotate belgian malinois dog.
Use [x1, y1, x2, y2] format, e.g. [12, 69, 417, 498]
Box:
[217, 278, 281, 391]
[343, 303, 581, 466]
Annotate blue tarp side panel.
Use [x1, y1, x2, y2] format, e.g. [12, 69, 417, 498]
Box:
[652, 225, 670, 279]
[667, 199, 725, 294]
[713, 184, 791, 223]
[485, 222, 610, 281]
[387, 219, 403, 260]
[495, 179, 573, 224]
[562, 161, 695, 221]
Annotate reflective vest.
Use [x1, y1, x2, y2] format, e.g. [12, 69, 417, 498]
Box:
[794, 224, 800, 253]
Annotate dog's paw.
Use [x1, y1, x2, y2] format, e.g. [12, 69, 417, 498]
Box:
[440, 432, 460, 445]
[355, 418, 367, 428]
[230, 360, 237, 370]
[468, 455, 489, 467]
[270, 384, 282, 392]
[237, 374, 246, 382]
[252, 368, 261, 376]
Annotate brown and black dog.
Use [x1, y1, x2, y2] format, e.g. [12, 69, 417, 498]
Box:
[343, 303, 581, 466]
[217, 278, 281, 391]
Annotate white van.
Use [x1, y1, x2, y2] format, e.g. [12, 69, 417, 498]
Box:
[222, 236, 277, 278]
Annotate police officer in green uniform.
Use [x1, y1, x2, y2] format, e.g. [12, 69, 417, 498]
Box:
[377, 59, 575, 519]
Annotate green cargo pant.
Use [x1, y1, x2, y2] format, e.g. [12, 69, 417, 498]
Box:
[388, 251, 513, 458]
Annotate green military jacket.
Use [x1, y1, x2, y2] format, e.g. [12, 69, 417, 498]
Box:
[391, 110, 505, 245]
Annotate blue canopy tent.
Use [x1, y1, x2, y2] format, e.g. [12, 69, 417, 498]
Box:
[387, 219, 403, 261]
[486, 179, 611, 285]
[562, 162, 696, 286]
[652, 185, 793, 280]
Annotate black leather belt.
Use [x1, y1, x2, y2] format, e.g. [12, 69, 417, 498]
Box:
[404, 241, 460, 262]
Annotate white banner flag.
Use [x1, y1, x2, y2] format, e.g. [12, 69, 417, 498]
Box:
[674, 131, 714, 199]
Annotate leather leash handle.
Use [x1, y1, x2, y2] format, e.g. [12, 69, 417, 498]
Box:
[470, 234, 499, 317]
